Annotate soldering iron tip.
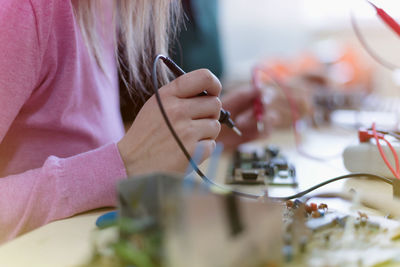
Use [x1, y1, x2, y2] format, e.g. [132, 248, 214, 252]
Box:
[233, 126, 242, 136]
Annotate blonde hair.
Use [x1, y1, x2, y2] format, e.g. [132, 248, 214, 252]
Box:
[73, 0, 181, 100]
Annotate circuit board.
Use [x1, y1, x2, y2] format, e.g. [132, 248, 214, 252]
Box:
[283, 199, 400, 266]
[226, 145, 297, 187]
[82, 174, 400, 267]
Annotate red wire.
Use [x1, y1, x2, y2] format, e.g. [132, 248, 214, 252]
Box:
[351, 2, 400, 71]
[367, 0, 400, 38]
[371, 122, 400, 179]
[383, 138, 400, 177]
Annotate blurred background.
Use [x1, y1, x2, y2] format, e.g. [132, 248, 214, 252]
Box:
[122, 0, 400, 129]
[219, 0, 400, 97]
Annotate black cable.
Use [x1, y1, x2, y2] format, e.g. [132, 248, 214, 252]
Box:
[269, 173, 392, 201]
[151, 55, 393, 201]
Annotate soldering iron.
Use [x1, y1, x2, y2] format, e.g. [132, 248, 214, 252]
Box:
[156, 55, 242, 136]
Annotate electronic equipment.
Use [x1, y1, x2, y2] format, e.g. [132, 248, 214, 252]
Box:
[87, 176, 400, 267]
[283, 198, 400, 266]
[97, 173, 284, 267]
[226, 145, 297, 187]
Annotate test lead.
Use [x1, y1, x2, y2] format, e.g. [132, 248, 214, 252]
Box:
[158, 55, 242, 136]
[218, 108, 242, 136]
[233, 126, 242, 137]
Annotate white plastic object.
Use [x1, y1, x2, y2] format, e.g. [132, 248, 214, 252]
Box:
[342, 142, 400, 179]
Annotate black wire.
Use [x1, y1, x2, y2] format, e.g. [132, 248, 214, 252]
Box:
[269, 173, 392, 201]
[152, 55, 393, 201]
[301, 192, 389, 214]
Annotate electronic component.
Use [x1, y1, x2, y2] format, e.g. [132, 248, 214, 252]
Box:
[85, 175, 400, 267]
[226, 145, 297, 186]
[118, 173, 283, 267]
[281, 197, 400, 266]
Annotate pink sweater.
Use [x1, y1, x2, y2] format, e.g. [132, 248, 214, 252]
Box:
[0, 0, 127, 242]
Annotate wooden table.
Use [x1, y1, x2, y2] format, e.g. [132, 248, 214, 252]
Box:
[0, 209, 112, 267]
[0, 127, 372, 267]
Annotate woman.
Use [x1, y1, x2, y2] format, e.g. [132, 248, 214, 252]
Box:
[0, 0, 262, 242]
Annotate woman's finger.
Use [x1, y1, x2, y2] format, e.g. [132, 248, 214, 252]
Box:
[189, 119, 221, 141]
[179, 96, 222, 120]
[195, 139, 217, 162]
[167, 69, 222, 98]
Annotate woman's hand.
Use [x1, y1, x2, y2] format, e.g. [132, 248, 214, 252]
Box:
[217, 82, 312, 150]
[118, 69, 222, 176]
[263, 77, 313, 129]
